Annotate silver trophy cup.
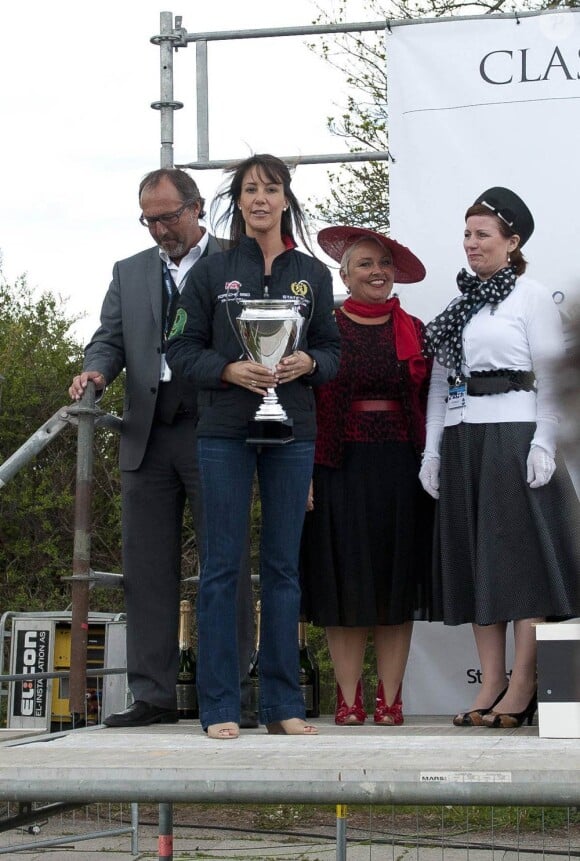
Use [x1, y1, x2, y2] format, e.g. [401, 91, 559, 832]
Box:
[237, 299, 304, 443]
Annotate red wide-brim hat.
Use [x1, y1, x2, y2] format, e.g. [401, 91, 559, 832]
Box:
[318, 225, 426, 284]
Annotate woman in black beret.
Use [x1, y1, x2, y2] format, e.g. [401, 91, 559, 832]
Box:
[421, 187, 580, 728]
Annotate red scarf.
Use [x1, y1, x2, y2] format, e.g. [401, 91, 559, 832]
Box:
[342, 296, 427, 386]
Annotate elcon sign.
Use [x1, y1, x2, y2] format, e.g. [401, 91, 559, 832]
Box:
[11, 627, 51, 725]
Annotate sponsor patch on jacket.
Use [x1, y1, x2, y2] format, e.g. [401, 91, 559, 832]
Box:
[225, 280, 242, 294]
[169, 308, 187, 339]
[290, 280, 310, 297]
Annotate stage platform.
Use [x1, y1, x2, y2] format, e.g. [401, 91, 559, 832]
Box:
[1, 716, 578, 809]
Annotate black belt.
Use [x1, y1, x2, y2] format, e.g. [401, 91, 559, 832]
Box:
[448, 370, 536, 396]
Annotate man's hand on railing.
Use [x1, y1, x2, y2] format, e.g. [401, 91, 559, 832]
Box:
[69, 371, 106, 401]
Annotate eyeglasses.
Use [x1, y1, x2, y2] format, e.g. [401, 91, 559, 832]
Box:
[139, 200, 193, 227]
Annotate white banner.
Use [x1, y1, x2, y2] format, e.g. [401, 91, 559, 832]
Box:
[405, 622, 515, 715]
[387, 10, 580, 326]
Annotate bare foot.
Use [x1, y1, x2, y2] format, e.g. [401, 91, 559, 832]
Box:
[266, 718, 318, 735]
[207, 722, 239, 740]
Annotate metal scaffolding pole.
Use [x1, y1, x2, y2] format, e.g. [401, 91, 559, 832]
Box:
[153, 9, 557, 172]
[68, 382, 98, 721]
[158, 802, 173, 860]
[336, 804, 347, 861]
[151, 12, 392, 171]
[151, 11, 184, 168]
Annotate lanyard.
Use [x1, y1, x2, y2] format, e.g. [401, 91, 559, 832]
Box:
[162, 262, 179, 340]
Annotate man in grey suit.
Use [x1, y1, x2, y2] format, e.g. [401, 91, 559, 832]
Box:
[69, 168, 255, 727]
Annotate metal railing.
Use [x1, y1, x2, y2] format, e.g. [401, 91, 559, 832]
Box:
[0, 388, 138, 854]
[0, 384, 123, 718]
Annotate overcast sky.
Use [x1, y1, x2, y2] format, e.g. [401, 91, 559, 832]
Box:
[0, 0, 373, 344]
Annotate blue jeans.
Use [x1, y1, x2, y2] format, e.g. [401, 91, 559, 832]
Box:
[196, 438, 314, 729]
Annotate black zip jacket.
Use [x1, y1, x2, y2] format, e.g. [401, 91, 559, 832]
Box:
[166, 234, 341, 440]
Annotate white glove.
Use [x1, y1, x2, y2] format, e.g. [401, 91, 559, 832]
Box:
[419, 456, 441, 499]
[526, 445, 556, 489]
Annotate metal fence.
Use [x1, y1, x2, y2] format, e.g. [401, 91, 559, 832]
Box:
[0, 802, 578, 858]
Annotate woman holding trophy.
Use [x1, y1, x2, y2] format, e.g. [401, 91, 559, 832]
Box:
[167, 154, 340, 740]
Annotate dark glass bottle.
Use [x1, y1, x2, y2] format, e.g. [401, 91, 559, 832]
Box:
[299, 620, 320, 718]
[176, 599, 198, 719]
[247, 600, 261, 716]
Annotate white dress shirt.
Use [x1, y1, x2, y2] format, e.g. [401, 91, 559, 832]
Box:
[159, 229, 209, 291]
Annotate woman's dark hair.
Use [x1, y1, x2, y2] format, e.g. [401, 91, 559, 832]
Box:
[211, 153, 313, 252]
[465, 203, 527, 276]
[139, 168, 206, 220]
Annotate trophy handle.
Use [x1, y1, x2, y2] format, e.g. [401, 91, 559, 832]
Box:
[292, 285, 313, 354]
[291, 328, 301, 355]
[225, 293, 249, 359]
[291, 306, 305, 355]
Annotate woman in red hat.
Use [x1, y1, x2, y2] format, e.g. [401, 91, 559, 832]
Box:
[300, 226, 434, 726]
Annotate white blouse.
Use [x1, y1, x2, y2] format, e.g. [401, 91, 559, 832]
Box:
[424, 275, 564, 458]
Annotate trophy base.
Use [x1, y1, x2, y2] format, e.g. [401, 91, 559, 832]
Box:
[246, 419, 295, 445]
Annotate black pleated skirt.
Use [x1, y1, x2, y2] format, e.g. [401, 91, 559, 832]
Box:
[300, 442, 435, 626]
[433, 422, 580, 625]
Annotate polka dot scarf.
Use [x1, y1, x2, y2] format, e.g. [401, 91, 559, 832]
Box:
[425, 266, 517, 375]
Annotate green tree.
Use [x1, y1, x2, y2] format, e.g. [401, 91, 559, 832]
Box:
[0, 268, 124, 615]
[308, 0, 563, 230]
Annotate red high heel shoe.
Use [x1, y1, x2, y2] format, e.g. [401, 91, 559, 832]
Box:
[335, 680, 367, 726]
[374, 681, 403, 726]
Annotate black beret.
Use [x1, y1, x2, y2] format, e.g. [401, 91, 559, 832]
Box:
[473, 187, 534, 246]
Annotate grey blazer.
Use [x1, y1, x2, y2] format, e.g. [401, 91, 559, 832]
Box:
[84, 236, 225, 471]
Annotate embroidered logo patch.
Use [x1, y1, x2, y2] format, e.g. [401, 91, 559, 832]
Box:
[290, 280, 310, 297]
[225, 280, 242, 294]
[169, 308, 187, 339]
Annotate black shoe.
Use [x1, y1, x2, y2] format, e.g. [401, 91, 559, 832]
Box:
[103, 701, 179, 727]
[240, 709, 259, 729]
[452, 686, 508, 727]
[482, 690, 538, 729]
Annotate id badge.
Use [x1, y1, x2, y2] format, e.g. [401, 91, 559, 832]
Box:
[160, 353, 172, 382]
[448, 377, 466, 410]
